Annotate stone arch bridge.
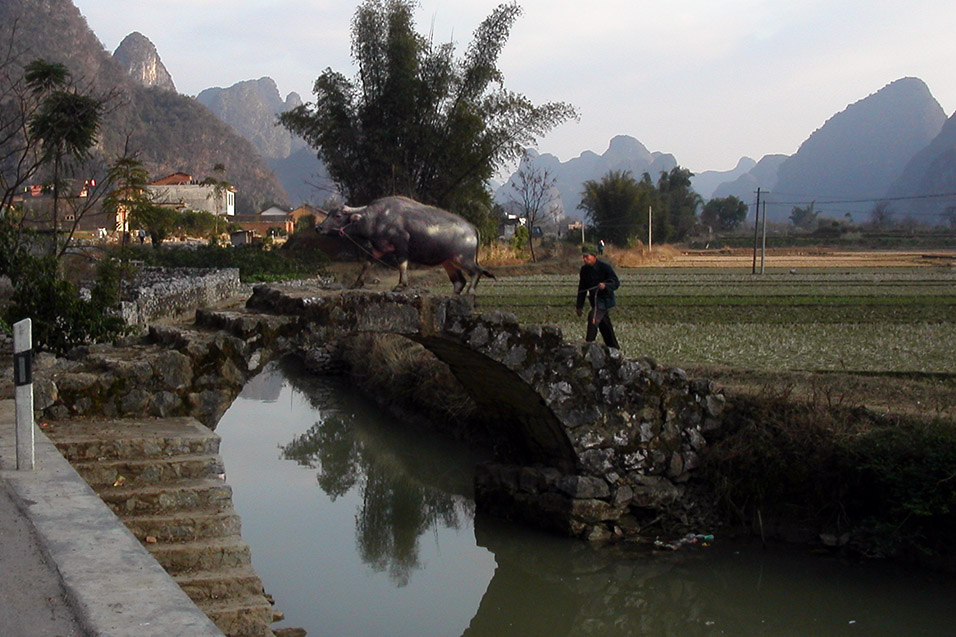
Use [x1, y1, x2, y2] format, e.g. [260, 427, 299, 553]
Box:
[36, 284, 727, 541]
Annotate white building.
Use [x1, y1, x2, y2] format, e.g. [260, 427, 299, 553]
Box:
[148, 172, 235, 216]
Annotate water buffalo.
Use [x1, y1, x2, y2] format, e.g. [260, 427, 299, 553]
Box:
[318, 196, 494, 294]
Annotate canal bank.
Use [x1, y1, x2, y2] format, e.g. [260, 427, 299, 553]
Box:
[217, 360, 956, 636]
[0, 399, 224, 636]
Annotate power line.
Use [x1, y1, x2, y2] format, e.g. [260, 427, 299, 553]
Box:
[581, 189, 956, 229]
[763, 190, 956, 207]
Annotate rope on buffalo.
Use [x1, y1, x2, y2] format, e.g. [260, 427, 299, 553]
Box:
[337, 231, 401, 272]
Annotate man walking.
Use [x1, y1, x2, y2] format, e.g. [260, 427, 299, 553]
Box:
[576, 244, 621, 350]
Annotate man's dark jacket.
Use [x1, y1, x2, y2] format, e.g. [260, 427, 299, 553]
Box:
[576, 259, 620, 311]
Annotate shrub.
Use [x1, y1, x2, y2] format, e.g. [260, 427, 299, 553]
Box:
[3, 254, 127, 354]
[842, 423, 956, 558]
[512, 225, 529, 251]
[702, 392, 956, 561]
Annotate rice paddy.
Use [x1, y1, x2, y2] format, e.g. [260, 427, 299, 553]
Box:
[474, 267, 956, 374]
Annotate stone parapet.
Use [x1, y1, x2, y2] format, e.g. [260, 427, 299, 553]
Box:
[120, 267, 243, 330]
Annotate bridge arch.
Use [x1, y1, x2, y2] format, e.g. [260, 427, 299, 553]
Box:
[243, 285, 726, 540]
[409, 334, 578, 472]
[241, 285, 580, 471]
[243, 285, 725, 477]
[37, 284, 727, 541]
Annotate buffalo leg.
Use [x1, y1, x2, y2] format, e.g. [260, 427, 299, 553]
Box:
[464, 271, 481, 294]
[396, 261, 409, 288]
[351, 260, 372, 288]
[443, 262, 467, 294]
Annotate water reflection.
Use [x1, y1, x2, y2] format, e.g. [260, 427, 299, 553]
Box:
[470, 515, 956, 636]
[281, 410, 474, 586]
[217, 359, 956, 637]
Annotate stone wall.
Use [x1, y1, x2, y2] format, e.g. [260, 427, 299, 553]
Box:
[421, 310, 726, 541]
[33, 308, 300, 428]
[120, 268, 243, 330]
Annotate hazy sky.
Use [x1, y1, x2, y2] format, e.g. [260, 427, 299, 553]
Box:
[74, 0, 954, 175]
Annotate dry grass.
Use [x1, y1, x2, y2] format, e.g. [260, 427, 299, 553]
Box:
[670, 248, 956, 269]
[479, 242, 527, 266]
[603, 243, 682, 267]
[480, 241, 684, 269]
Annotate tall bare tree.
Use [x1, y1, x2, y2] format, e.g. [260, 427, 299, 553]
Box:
[508, 160, 557, 262]
[869, 201, 896, 229]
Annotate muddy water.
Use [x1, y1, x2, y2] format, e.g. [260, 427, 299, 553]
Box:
[216, 360, 956, 636]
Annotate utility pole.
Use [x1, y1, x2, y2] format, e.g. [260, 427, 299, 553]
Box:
[760, 199, 768, 274]
[752, 187, 761, 274]
[648, 206, 653, 253]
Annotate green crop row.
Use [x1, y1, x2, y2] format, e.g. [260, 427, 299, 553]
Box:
[475, 269, 956, 373]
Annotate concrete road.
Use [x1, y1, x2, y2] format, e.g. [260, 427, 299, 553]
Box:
[0, 397, 224, 637]
[0, 484, 83, 636]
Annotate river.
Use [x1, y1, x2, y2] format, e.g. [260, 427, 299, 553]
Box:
[215, 359, 956, 636]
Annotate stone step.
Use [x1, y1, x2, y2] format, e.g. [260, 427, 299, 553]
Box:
[45, 415, 276, 636]
[147, 535, 253, 573]
[195, 307, 298, 340]
[198, 593, 275, 637]
[98, 478, 233, 516]
[48, 418, 220, 461]
[148, 324, 206, 350]
[71, 454, 225, 489]
[124, 507, 243, 544]
[146, 323, 250, 362]
[174, 565, 266, 603]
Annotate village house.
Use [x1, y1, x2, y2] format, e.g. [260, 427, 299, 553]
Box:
[290, 204, 327, 228]
[7, 174, 336, 244]
[10, 171, 238, 237]
[498, 213, 524, 240]
[231, 204, 327, 239]
[10, 178, 113, 232]
[258, 205, 289, 219]
[148, 172, 235, 216]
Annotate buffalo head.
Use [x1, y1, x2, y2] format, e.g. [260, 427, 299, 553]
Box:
[317, 205, 365, 236]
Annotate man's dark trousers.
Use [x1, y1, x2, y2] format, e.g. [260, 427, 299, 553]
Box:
[586, 308, 619, 349]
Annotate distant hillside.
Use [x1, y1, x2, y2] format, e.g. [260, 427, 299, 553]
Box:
[1, 0, 289, 213]
[266, 147, 336, 207]
[28, 0, 945, 228]
[768, 77, 945, 222]
[495, 135, 677, 220]
[885, 111, 956, 223]
[711, 154, 788, 208]
[112, 32, 175, 92]
[196, 78, 307, 160]
[690, 157, 756, 200]
[197, 77, 339, 206]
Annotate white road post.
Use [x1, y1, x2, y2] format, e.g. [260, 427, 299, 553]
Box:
[13, 318, 34, 470]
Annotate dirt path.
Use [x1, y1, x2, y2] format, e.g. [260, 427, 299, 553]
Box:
[663, 248, 956, 269]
